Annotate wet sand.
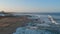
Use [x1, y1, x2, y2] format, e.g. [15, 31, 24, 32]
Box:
[0, 16, 30, 34]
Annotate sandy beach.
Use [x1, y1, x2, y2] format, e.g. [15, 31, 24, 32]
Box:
[0, 16, 30, 34]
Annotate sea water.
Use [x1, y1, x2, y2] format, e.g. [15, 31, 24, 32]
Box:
[13, 13, 60, 34]
[13, 27, 54, 34]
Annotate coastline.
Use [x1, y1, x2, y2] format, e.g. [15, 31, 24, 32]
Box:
[0, 16, 30, 34]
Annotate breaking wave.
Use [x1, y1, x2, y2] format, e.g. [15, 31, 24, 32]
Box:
[13, 14, 60, 34]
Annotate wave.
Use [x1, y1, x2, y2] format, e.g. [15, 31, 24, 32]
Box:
[13, 15, 60, 34]
[48, 15, 59, 25]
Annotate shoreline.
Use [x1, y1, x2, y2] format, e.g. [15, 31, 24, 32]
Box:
[0, 16, 30, 34]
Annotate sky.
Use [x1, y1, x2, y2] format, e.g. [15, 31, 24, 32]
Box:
[0, 0, 60, 13]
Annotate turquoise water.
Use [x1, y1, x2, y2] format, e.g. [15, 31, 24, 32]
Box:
[13, 27, 53, 34]
[13, 22, 59, 34]
[13, 14, 60, 34]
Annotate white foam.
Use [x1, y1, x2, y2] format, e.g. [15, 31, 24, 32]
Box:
[48, 15, 58, 25]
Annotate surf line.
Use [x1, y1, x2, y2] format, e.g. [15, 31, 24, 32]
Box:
[48, 15, 58, 24]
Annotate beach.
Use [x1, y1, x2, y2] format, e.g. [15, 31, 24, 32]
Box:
[0, 16, 30, 34]
[0, 14, 60, 34]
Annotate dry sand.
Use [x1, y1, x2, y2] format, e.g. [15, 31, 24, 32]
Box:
[0, 16, 30, 34]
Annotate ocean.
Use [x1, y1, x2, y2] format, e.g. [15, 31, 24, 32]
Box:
[13, 13, 60, 34]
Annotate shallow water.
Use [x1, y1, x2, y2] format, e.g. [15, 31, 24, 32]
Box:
[13, 27, 53, 34]
[13, 15, 60, 34]
[13, 26, 59, 34]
